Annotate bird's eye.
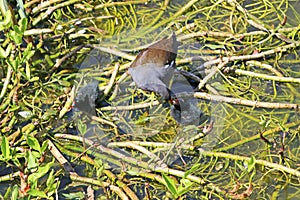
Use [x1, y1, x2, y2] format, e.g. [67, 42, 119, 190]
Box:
[164, 60, 175, 68]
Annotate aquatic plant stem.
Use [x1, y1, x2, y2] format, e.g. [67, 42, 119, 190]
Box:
[198, 148, 300, 177]
[193, 41, 300, 72]
[104, 63, 120, 96]
[194, 92, 299, 109]
[215, 119, 300, 152]
[0, 66, 12, 102]
[246, 60, 300, 98]
[54, 133, 225, 194]
[49, 139, 132, 200]
[100, 100, 160, 111]
[234, 68, 300, 84]
[46, 45, 85, 80]
[32, 0, 82, 25]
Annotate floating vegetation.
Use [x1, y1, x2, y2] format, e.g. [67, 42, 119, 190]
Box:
[0, 0, 299, 199]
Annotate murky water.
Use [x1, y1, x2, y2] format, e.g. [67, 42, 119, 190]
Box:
[0, 0, 299, 199]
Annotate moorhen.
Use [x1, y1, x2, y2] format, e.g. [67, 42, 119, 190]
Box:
[128, 33, 203, 125]
[127, 33, 178, 100]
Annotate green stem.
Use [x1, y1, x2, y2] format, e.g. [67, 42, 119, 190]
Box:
[215, 120, 300, 152]
[199, 148, 300, 177]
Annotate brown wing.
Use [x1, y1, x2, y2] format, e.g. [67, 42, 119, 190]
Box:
[130, 33, 178, 68]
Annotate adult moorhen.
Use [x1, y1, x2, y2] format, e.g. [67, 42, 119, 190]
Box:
[127, 33, 178, 100]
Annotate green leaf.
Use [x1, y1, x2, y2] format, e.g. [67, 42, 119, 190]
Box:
[0, 41, 12, 58]
[6, 43, 13, 56]
[249, 169, 256, 182]
[13, 25, 23, 35]
[30, 77, 40, 82]
[41, 140, 48, 152]
[25, 64, 31, 80]
[8, 30, 22, 45]
[94, 158, 103, 168]
[19, 17, 28, 32]
[1, 136, 11, 160]
[22, 43, 35, 62]
[162, 174, 177, 197]
[177, 179, 193, 196]
[47, 178, 60, 197]
[27, 189, 48, 198]
[12, 157, 21, 168]
[4, 185, 11, 199]
[0, 10, 13, 31]
[26, 150, 38, 171]
[6, 58, 19, 71]
[0, 43, 13, 59]
[27, 136, 41, 153]
[0, 46, 6, 58]
[247, 156, 256, 173]
[96, 165, 104, 177]
[77, 120, 87, 135]
[9, 105, 20, 112]
[183, 163, 200, 178]
[58, 80, 71, 87]
[11, 185, 19, 200]
[62, 192, 85, 199]
[46, 169, 55, 187]
[45, 169, 60, 197]
[28, 161, 53, 184]
[181, 178, 193, 187]
[278, 123, 288, 132]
